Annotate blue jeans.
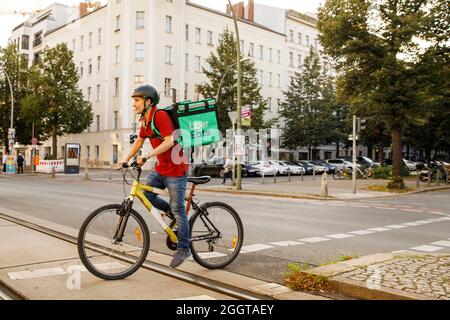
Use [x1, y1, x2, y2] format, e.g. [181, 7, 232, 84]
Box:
[143, 171, 190, 251]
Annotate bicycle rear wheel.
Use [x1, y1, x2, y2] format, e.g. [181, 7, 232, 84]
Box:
[77, 204, 150, 280]
[189, 202, 244, 269]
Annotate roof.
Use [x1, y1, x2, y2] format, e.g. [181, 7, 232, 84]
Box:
[286, 9, 317, 27]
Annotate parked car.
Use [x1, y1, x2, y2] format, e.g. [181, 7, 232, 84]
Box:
[247, 161, 276, 176]
[192, 158, 246, 178]
[403, 159, 417, 171]
[294, 160, 315, 174]
[326, 158, 354, 170]
[357, 156, 380, 168]
[310, 160, 331, 173]
[280, 161, 305, 175]
[269, 160, 289, 175]
[244, 163, 261, 177]
[312, 160, 336, 173]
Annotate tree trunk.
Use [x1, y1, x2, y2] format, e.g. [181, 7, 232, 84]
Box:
[336, 138, 340, 158]
[377, 147, 384, 163]
[308, 145, 312, 161]
[52, 126, 57, 160]
[388, 127, 404, 189]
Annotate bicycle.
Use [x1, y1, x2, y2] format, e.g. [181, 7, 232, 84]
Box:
[77, 160, 244, 280]
[356, 166, 374, 179]
[333, 167, 352, 180]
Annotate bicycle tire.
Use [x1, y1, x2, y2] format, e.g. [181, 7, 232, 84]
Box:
[77, 204, 150, 280]
[333, 171, 342, 180]
[189, 201, 244, 269]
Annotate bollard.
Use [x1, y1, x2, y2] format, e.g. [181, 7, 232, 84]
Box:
[301, 168, 304, 181]
[261, 170, 265, 185]
[321, 172, 328, 198]
[288, 168, 291, 182]
[274, 171, 277, 183]
[437, 169, 440, 186]
[109, 166, 113, 181]
[313, 167, 316, 181]
[416, 169, 420, 189]
[427, 170, 431, 187]
[446, 170, 449, 185]
[51, 166, 55, 178]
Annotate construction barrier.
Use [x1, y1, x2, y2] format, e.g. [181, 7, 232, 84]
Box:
[36, 160, 65, 174]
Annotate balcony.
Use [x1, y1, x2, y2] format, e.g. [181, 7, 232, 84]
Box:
[33, 36, 43, 48]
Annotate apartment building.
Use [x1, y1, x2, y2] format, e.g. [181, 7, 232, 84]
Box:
[9, 0, 339, 164]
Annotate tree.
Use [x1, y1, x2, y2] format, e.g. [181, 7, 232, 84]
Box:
[21, 43, 92, 159]
[318, 0, 449, 188]
[0, 44, 31, 150]
[280, 47, 337, 160]
[196, 28, 275, 134]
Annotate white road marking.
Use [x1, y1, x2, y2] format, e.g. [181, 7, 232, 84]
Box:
[410, 245, 443, 252]
[414, 220, 433, 224]
[401, 209, 424, 212]
[375, 207, 396, 210]
[431, 211, 446, 214]
[367, 227, 391, 232]
[173, 295, 217, 300]
[349, 205, 370, 208]
[326, 233, 355, 239]
[349, 230, 374, 235]
[197, 252, 227, 259]
[297, 237, 330, 243]
[439, 217, 450, 221]
[402, 222, 422, 226]
[430, 240, 450, 247]
[240, 244, 274, 253]
[385, 224, 407, 229]
[9, 268, 66, 280]
[269, 240, 303, 247]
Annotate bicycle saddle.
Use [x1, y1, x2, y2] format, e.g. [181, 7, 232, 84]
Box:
[187, 176, 211, 185]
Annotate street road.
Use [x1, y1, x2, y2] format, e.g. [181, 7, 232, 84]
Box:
[0, 175, 449, 284]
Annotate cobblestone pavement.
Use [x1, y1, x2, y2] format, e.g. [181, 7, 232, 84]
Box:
[339, 254, 450, 300]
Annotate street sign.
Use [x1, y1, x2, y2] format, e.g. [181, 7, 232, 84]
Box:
[234, 135, 246, 156]
[241, 106, 251, 127]
[31, 137, 38, 145]
[228, 111, 237, 124]
[348, 134, 359, 141]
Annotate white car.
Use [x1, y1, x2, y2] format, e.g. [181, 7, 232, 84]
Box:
[403, 159, 417, 171]
[326, 159, 354, 170]
[269, 160, 289, 175]
[248, 161, 276, 176]
[280, 161, 305, 175]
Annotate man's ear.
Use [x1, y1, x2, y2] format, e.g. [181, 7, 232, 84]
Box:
[145, 98, 152, 106]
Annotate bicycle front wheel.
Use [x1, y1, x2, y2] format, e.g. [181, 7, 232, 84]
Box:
[77, 204, 150, 280]
[189, 202, 244, 269]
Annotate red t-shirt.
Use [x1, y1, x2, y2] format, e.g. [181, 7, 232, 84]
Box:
[139, 107, 188, 177]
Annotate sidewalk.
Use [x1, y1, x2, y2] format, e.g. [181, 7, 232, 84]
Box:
[304, 251, 450, 300]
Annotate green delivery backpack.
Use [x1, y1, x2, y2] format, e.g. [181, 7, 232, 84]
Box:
[150, 98, 221, 148]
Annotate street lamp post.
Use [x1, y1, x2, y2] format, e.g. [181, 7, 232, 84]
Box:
[227, 0, 243, 190]
[1, 63, 14, 153]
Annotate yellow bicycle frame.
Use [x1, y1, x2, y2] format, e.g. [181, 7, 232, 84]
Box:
[128, 180, 178, 244]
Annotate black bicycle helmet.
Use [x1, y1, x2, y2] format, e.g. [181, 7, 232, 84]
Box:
[131, 85, 160, 106]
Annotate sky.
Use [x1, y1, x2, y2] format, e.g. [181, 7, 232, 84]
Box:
[0, 0, 324, 47]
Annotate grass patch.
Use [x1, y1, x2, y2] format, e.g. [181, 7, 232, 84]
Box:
[319, 254, 359, 266]
[365, 184, 416, 193]
[283, 263, 335, 293]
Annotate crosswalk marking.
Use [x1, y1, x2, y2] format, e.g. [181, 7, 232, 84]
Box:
[367, 227, 391, 232]
[410, 245, 443, 252]
[326, 233, 354, 239]
[430, 240, 450, 247]
[240, 244, 274, 253]
[297, 237, 330, 243]
[349, 230, 374, 235]
[385, 225, 407, 229]
[269, 240, 303, 247]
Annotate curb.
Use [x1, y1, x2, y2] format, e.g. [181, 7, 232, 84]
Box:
[304, 251, 446, 300]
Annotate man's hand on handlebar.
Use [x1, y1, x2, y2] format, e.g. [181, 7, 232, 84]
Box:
[136, 156, 147, 166]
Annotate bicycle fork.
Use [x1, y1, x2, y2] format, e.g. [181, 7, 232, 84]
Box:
[112, 199, 132, 243]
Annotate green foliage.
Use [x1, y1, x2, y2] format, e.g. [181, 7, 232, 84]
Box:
[373, 165, 410, 179]
[283, 263, 335, 292]
[196, 28, 275, 133]
[21, 43, 92, 159]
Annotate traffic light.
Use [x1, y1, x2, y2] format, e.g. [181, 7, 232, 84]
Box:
[356, 117, 367, 133]
[129, 134, 138, 144]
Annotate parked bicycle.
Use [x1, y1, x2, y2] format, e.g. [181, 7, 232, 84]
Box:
[77, 160, 244, 280]
[333, 166, 374, 180]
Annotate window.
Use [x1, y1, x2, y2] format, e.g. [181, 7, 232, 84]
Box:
[276, 74, 281, 88]
[276, 99, 281, 112]
[136, 11, 145, 28]
[87, 86, 91, 101]
[80, 35, 84, 51]
[79, 62, 84, 77]
[289, 29, 294, 42]
[249, 42, 254, 57]
[112, 145, 118, 164]
[88, 32, 92, 48]
[277, 50, 281, 63]
[72, 39, 75, 51]
[268, 97, 272, 112]
[88, 59, 92, 75]
[21, 35, 29, 50]
[268, 47, 272, 62]
[164, 78, 171, 96]
[268, 72, 272, 87]
[205, 31, 212, 45]
[289, 52, 294, 66]
[86, 146, 90, 160]
[95, 145, 99, 160]
[195, 56, 201, 72]
[165, 16, 172, 33]
[97, 56, 101, 72]
[306, 35, 310, 47]
[297, 32, 302, 45]
[114, 77, 119, 96]
[115, 15, 120, 31]
[258, 70, 263, 85]
[96, 115, 100, 131]
[240, 40, 244, 54]
[165, 45, 172, 64]
[195, 27, 201, 43]
[135, 42, 144, 60]
[185, 53, 189, 71]
[185, 24, 189, 41]
[114, 111, 118, 130]
[134, 75, 144, 84]
[259, 45, 264, 60]
[184, 83, 188, 100]
[115, 46, 120, 64]
[98, 28, 102, 44]
[297, 54, 302, 68]
[96, 84, 101, 101]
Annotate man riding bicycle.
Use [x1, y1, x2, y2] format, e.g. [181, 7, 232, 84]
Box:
[120, 85, 190, 268]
